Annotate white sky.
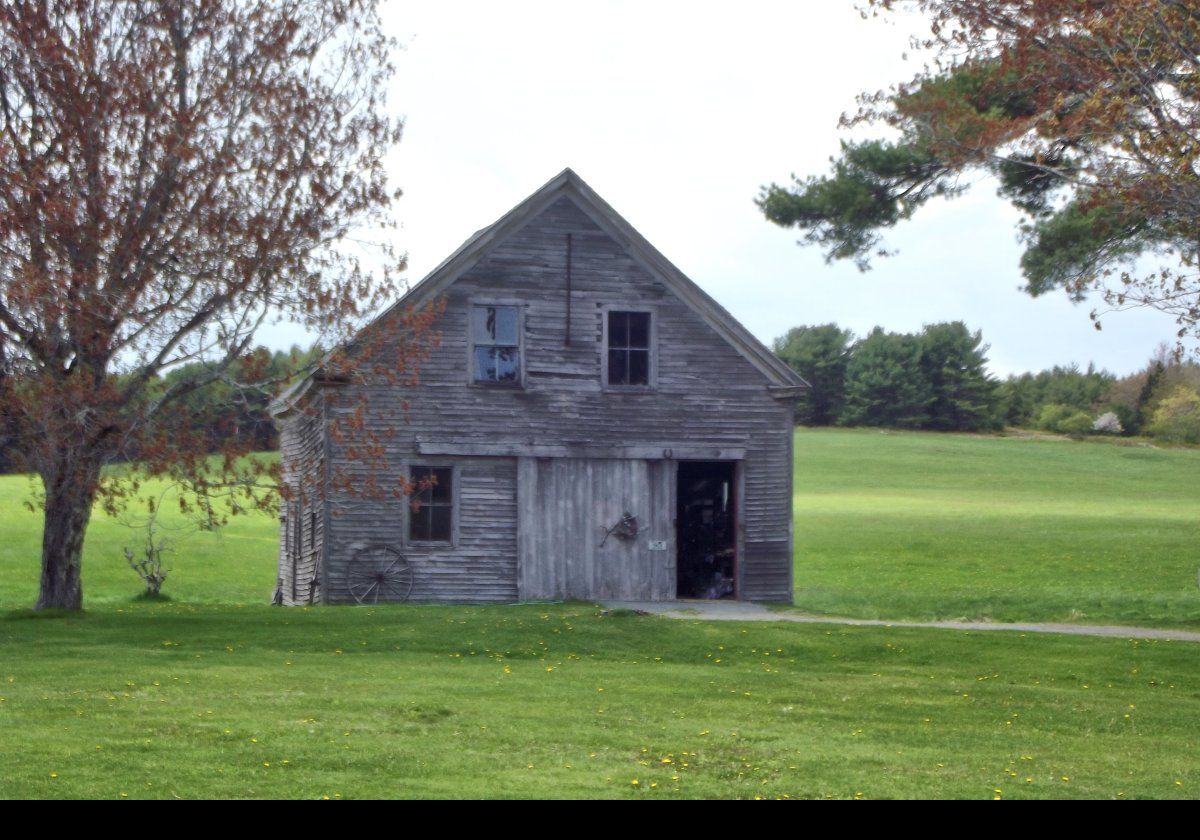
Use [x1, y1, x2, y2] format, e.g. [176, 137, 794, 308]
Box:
[263, 1, 1190, 378]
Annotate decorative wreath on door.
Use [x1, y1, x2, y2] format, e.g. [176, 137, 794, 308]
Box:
[599, 511, 640, 547]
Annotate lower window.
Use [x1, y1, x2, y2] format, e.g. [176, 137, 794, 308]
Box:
[409, 466, 453, 543]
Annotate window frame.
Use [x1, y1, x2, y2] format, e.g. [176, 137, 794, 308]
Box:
[601, 305, 657, 392]
[467, 299, 525, 388]
[404, 462, 459, 548]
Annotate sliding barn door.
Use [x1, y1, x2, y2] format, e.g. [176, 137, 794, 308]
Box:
[517, 458, 674, 601]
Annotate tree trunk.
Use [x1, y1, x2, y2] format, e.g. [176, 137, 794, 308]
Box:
[35, 456, 101, 611]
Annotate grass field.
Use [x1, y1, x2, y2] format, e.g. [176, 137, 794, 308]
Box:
[793, 429, 1200, 628]
[2, 601, 1198, 799]
[1, 430, 1199, 798]
[0, 465, 279, 608]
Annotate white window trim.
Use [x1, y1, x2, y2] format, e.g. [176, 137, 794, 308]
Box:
[600, 304, 657, 392]
[467, 299, 525, 388]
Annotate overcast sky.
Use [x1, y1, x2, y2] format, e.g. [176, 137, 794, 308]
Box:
[264, 1, 1190, 378]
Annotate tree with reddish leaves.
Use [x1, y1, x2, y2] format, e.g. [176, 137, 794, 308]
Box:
[0, 1, 417, 610]
[759, 1, 1200, 346]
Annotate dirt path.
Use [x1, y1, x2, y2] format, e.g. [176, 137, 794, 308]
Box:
[600, 600, 1200, 643]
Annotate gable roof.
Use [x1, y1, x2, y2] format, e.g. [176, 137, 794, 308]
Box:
[273, 168, 806, 415]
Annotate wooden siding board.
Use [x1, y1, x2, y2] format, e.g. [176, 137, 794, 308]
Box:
[302, 194, 794, 605]
[275, 392, 326, 606]
[517, 457, 674, 601]
[323, 456, 518, 604]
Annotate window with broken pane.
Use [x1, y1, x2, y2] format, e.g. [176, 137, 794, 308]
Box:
[471, 305, 520, 384]
[607, 310, 651, 386]
[409, 466, 453, 542]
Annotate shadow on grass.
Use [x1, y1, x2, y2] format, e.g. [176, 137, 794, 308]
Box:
[2, 607, 91, 622]
[132, 591, 172, 603]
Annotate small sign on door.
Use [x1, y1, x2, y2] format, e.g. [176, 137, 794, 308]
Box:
[648, 540, 667, 551]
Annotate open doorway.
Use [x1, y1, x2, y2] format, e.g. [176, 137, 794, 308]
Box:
[676, 461, 737, 599]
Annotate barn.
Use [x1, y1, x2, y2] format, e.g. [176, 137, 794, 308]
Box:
[271, 169, 807, 606]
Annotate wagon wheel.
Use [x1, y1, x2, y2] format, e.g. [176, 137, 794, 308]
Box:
[344, 545, 414, 604]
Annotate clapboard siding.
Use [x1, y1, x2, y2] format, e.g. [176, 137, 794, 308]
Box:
[322, 456, 518, 604]
[740, 540, 793, 601]
[276, 393, 325, 606]
[276, 172, 801, 605]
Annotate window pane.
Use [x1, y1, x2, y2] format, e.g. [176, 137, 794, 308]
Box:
[628, 348, 649, 385]
[472, 305, 518, 345]
[409, 505, 431, 542]
[412, 466, 433, 504]
[494, 347, 520, 382]
[627, 312, 650, 349]
[609, 311, 628, 348]
[429, 468, 452, 504]
[608, 348, 628, 385]
[474, 346, 497, 381]
[475, 347, 520, 383]
[429, 506, 452, 541]
[471, 307, 492, 344]
[493, 307, 518, 345]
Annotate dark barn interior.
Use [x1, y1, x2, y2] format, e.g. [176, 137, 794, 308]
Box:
[676, 461, 737, 599]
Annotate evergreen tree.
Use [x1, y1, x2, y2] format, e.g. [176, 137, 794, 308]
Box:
[759, 2, 1200, 348]
[840, 329, 932, 428]
[1133, 360, 1166, 436]
[773, 324, 854, 425]
[918, 322, 999, 431]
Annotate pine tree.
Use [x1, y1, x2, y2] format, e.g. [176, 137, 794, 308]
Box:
[759, 2, 1200, 346]
[919, 322, 1000, 431]
[773, 324, 854, 425]
[840, 329, 933, 428]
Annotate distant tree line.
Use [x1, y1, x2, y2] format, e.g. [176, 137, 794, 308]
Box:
[775, 324, 1200, 444]
[156, 344, 322, 454]
[0, 345, 320, 475]
[995, 349, 1200, 442]
[774, 322, 1001, 432]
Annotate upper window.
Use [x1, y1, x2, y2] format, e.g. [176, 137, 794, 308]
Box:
[471, 305, 521, 384]
[409, 466, 453, 543]
[606, 310, 652, 387]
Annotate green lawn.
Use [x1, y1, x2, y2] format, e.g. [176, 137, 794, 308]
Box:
[1, 431, 1199, 798]
[794, 429, 1200, 628]
[1, 602, 1198, 799]
[0, 464, 279, 608]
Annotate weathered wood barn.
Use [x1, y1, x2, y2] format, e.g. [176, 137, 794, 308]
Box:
[271, 169, 806, 606]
